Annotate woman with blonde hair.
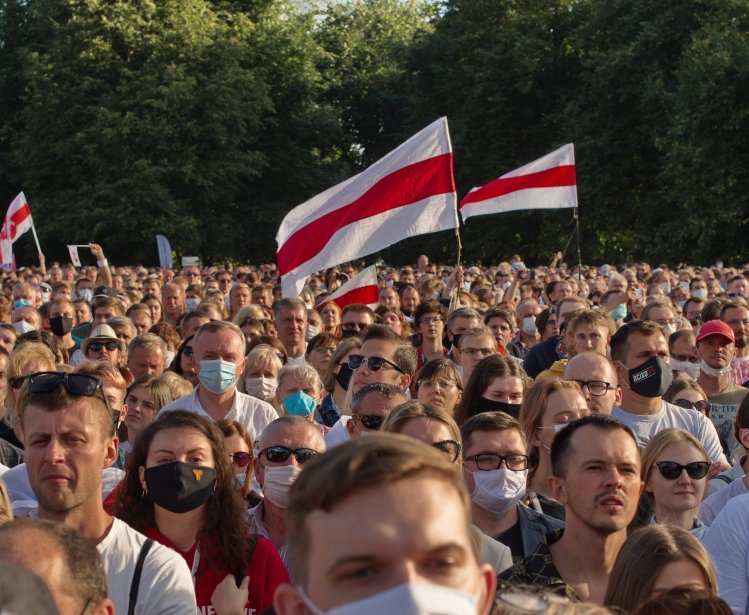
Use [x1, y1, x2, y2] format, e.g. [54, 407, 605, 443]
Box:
[519, 378, 588, 519]
[120, 375, 174, 454]
[275, 364, 325, 429]
[604, 525, 717, 614]
[239, 345, 283, 412]
[639, 428, 709, 538]
[318, 301, 342, 338]
[374, 304, 410, 338]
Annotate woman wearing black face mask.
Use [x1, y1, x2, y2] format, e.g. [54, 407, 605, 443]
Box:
[319, 337, 362, 427]
[455, 355, 530, 426]
[115, 411, 289, 614]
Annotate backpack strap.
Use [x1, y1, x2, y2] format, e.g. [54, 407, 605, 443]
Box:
[128, 538, 154, 615]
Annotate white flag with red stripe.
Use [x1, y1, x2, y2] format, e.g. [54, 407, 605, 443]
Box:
[0, 192, 34, 265]
[324, 266, 379, 310]
[277, 118, 457, 298]
[459, 144, 577, 221]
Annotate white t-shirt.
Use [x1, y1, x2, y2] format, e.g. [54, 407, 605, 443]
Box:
[700, 469, 749, 526]
[159, 386, 278, 444]
[97, 518, 196, 615]
[612, 400, 728, 465]
[704, 493, 749, 614]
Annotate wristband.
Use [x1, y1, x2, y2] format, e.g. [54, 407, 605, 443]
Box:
[97, 258, 108, 268]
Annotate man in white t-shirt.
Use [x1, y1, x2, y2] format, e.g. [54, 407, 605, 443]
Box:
[610, 320, 728, 468]
[722, 301, 749, 386]
[20, 370, 195, 614]
[275, 298, 308, 365]
[159, 320, 278, 442]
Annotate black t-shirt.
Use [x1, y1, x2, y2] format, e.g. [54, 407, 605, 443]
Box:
[0, 422, 23, 451]
[495, 520, 524, 562]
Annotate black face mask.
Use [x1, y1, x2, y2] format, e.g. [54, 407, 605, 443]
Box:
[479, 397, 521, 419]
[49, 316, 73, 337]
[625, 356, 673, 398]
[335, 363, 354, 391]
[144, 461, 216, 514]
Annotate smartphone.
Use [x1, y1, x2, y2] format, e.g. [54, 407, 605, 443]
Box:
[635, 288, 643, 301]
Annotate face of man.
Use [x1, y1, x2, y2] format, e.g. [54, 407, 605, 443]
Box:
[670, 335, 698, 363]
[723, 306, 749, 350]
[550, 282, 572, 303]
[93, 305, 117, 325]
[378, 287, 400, 307]
[730, 278, 749, 297]
[161, 285, 184, 317]
[217, 274, 233, 294]
[417, 312, 444, 342]
[277, 476, 494, 614]
[230, 286, 251, 313]
[550, 425, 643, 534]
[487, 317, 513, 347]
[193, 328, 246, 388]
[73, 301, 91, 326]
[277, 307, 307, 348]
[647, 306, 676, 329]
[341, 310, 374, 336]
[400, 287, 420, 313]
[459, 334, 496, 382]
[255, 423, 324, 488]
[0, 353, 8, 408]
[252, 288, 272, 307]
[564, 354, 621, 415]
[346, 391, 406, 438]
[352, 339, 409, 393]
[697, 335, 735, 370]
[24, 399, 117, 518]
[570, 324, 609, 356]
[128, 345, 166, 379]
[111, 324, 134, 350]
[463, 428, 526, 496]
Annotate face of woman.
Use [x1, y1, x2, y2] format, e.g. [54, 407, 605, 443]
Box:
[543, 315, 559, 340]
[646, 441, 707, 514]
[535, 388, 589, 451]
[246, 360, 278, 380]
[417, 374, 462, 413]
[398, 417, 460, 465]
[124, 386, 158, 433]
[320, 304, 340, 329]
[650, 558, 708, 598]
[381, 311, 402, 336]
[308, 342, 336, 376]
[487, 317, 513, 347]
[483, 376, 524, 405]
[277, 375, 321, 405]
[0, 329, 16, 353]
[224, 433, 251, 474]
[146, 299, 162, 323]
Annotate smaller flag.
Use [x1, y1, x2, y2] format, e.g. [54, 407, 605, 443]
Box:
[67, 245, 83, 267]
[460, 144, 577, 221]
[156, 235, 173, 269]
[324, 266, 379, 310]
[0, 192, 34, 265]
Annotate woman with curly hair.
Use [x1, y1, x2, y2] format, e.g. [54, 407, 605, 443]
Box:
[115, 410, 288, 614]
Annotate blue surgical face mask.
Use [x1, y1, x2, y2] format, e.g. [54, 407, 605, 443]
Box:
[283, 390, 317, 417]
[198, 359, 237, 394]
[611, 304, 627, 321]
[12, 299, 32, 310]
[692, 288, 707, 299]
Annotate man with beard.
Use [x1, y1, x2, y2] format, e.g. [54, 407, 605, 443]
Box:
[722, 301, 749, 386]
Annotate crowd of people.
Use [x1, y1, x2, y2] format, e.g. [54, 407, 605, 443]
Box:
[0, 246, 747, 614]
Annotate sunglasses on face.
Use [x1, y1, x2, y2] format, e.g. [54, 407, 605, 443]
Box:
[260, 445, 318, 465]
[9, 375, 28, 390]
[355, 414, 385, 431]
[342, 322, 368, 331]
[348, 354, 404, 374]
[231, 452, 252, 468]
[432, 439, 462, 462]
[182, 345, 194, 357]
[88, 341, 119, 352]
[655, 460, 710, 480]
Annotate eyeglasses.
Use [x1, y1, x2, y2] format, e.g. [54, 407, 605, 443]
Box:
[357, 414, 385, 430]
[9, 375, 28, 389]
[432, 439, 462, 462]
[461, 347, 495, 357]
[418, 378, 459, 391]
[184, 271, 199, 277]
[259, 446, 318, 465]
[570, 380, 614, 396]
[342, 322, 368, 331]
[313, 346, 336, 355]
[348, 354, 405, 374]
[464, 453, 529, 471]
[231, 451, 252, 468]
[655, 460, 710, 480]
[419, 316, 443, 324]
[673, 398, 710, 414]
[87, 341, 120, 352]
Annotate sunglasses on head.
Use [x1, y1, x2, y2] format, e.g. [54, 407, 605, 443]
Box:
[88, 341, 119, 352]
[260, 445, 318, 465]
[348, 354, 404, 374]
[357, 414, 385, 431]
[655, 460, 710, 480]
[231, 451, 252, 468]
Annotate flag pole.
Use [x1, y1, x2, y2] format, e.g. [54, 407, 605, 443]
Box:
[574, 207, 582, 274]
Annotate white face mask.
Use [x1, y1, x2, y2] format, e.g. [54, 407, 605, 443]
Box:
[185, 297, 200, 311]
[699, 359, 731, 378]
[13, 320, 36, 334]
[306, 325, 320, 341]
[661, 323, 677, 339]
[670, 359, 700, 380]
[164, 349, 175, 369]
[468, 468, 527, 516]
[299, 581, 481, 615]
[262, 465, 302, 508]
[245, 376, 278, 401]
[521, 316, 537, 336]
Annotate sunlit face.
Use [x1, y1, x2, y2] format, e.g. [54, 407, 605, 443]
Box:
[417, 373, 462, 413]
[320, 303, 341, 330]
[646, 441, 707, 515]
[534, 388, 589, 453]
[398, 417, 458, 465]
[483, 376, 524, 405]
[487, 317, 513, 347]
[380, 311, 403, 336]
[124, 385, 159, 434]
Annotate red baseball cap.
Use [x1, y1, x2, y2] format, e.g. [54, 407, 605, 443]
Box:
[696, 319, 736, 344]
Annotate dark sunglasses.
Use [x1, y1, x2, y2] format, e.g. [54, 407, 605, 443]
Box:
[357, 414, 385, 431]
[87, 341, 120, 352]
[342, 322, 368, 331]
[182, 345, 194, 357]
[231, 452, 252, 468]
[260, 446, 318, 465]
[348, 354, 404, 374]
[29, 371, 103, 397]
[432, 439, 462, 462]
[655, 460, 710, 480]
[9, 375, 28, 390]
[672, 398, 710, 415]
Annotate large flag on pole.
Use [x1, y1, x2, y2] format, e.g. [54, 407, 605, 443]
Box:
[0, 192, 34, 266]
[459, 144, 577, 221]
[277, 117, 457, 298]
[324, 265, 379, 310]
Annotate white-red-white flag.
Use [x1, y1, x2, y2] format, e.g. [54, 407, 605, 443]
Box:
[459, 144, 577, 221]
[277, 118, 457, 298]
[323, 266, 379, 310]
[0, 192, 34, 265]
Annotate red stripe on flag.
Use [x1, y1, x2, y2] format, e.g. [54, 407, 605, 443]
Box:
[329, 285, 379, 310]
[459, 165, 576, 208]
[278, 153, 455, 275]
